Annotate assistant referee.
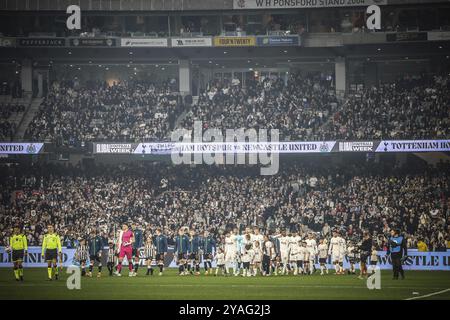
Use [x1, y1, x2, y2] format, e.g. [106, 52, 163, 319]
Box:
[9, 226, 28, 281]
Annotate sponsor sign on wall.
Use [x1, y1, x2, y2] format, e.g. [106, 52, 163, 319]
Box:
[69, 38, 117, 47]
[120, 38, 168, 47]
[339, 141, 374, 152]
[375, 140, 450, 153]
[213, 36, 256, 47]
[0, 37, 15, 47]
[18, 38, 65, 47]
[0, 143, 44, 154]
[171, 37, 212, 47]
[386, 32, 428, 42]
[257, 35, 300, 46]
[93, 141, 336, 154]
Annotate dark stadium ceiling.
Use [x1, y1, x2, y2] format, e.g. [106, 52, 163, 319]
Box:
[0, 42, 449, 66]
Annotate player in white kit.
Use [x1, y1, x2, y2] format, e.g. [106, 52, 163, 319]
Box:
[337, 233, 347, 274]
[251, 227, 264, 249]
[305, 233, 318, 275]
[289, 238, 300, 275]
[224, 231, 236, 275]
[317, 238, 329, 275]
[277, 230, 291, 275]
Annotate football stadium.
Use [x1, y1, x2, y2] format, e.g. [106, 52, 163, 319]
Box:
[0, 0, 449, 304]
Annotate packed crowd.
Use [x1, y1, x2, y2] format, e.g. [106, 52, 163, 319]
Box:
[180, 73, 450, 141]
[1, 159, 448, 252]
[0, 103, 25, 141]
[180, 73, 337, 141]
[24, 81, 181, 146]
[21, 72, 450, 143]
[325, 75, 450, 140]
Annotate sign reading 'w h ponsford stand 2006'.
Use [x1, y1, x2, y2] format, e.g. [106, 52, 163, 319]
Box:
[233, 0, 387, 9]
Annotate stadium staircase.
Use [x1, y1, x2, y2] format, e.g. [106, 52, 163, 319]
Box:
[0, 94, 31, 141]
[173, 96, 198, 129]
[14, 97, 43, 140]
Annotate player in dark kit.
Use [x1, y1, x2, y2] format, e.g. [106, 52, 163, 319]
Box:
[387, 229, 408, 280]
[131, 223, 144, 276]
[8, 226, 28, 281]
[174, 228, 189, 275]
[201, 230, 216, 275]
[87, 230, 103, 278]
[74, 238, 89, 276]
[106, 241, 116, 276]
[188, 230, 201, 275]
[153, 228, 168, 276]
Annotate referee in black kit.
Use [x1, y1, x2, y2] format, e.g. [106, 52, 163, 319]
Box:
[387, 229, 408, 280]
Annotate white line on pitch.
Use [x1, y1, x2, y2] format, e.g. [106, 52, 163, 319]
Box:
[0, 283, 446, 290]
[404, 288, 450, 300]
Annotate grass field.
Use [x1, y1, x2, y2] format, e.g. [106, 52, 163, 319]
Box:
[0, 268, 449, 300]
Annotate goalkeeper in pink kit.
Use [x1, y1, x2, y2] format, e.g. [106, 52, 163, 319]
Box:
[114, 223, 135, 277]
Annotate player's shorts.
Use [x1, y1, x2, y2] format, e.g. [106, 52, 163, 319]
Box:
[280, 253, 289, 263]
[45, 249, 58, 261]
[370, 261, 377, 266]
[225, 251, 236, 263]
[319, 257, 327, 264]
[348, 258, 356, 264]
[242, 262, 250, 269]
[12, 250, 24, 262]
[296, 260, 303, 267]
[331, 254, 340, 262]
[177, 253, 186, 261]
[360, 254, 369, 264]
[203, 253, 213, 261]
[89, 254, 101, 263]
[188, 253, 199, 260]
[156, 253, 165, 262]
[119, 246, 132, 260]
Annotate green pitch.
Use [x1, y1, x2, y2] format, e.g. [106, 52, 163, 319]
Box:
[0, 268, 449, 300]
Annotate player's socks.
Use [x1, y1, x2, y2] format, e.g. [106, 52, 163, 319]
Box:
[159, 265, 163, 273]
[13, 268, 19, 280]
[47, 267, 52, 279]
[98, 264, 102, 273]
[89, 265, 93, 273]
[117, 262, 122, 273]
[54, 266, 59, 280]
[334, 263, 339, 273]
[134, 263, 139, 273]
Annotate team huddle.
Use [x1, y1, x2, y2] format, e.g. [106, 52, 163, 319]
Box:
[7, 222, 392, 281]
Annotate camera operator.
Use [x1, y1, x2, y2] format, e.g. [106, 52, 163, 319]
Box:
[387, 228, 407, 280]
[358, 231, 372, 279]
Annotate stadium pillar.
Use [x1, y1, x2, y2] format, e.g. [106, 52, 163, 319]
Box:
[21, 59, 32, 97]
[335, 57, 347, 97]
[179, 59, 191, 95]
